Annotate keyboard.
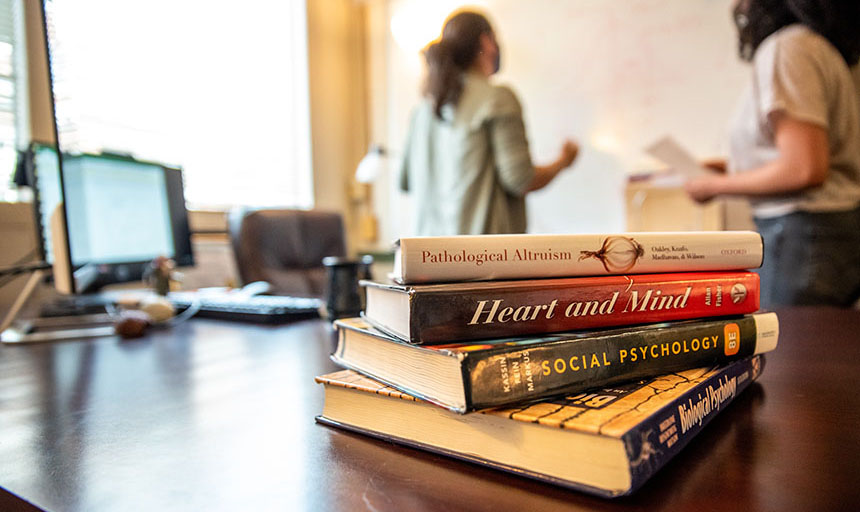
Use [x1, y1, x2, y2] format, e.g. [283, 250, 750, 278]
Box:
[169, 292, 322, 324]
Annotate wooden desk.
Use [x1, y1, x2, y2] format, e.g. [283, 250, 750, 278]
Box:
[2, 308, 859, 511]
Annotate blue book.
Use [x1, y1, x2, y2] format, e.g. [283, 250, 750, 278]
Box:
[316, 355, 764, 498]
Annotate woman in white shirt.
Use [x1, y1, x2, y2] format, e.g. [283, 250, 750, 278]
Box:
[685, 0, 860, 307]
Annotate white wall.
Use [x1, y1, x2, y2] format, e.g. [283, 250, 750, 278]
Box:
[373, 0, 749, 240]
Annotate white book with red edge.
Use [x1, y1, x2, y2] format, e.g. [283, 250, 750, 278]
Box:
[391, 231, 763, 284]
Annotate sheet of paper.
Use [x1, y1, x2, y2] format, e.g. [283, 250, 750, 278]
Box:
[644, 136, 713, 178]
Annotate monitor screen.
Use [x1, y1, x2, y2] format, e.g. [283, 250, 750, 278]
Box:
[63, 155, 174, 265]
[32, 144, 63, 265]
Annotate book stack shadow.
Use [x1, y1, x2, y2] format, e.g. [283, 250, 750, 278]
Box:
[314, 231, 778, 498]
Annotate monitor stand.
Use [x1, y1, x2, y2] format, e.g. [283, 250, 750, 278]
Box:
[1, 314, 116, 344]
[0, 269, 118, 344]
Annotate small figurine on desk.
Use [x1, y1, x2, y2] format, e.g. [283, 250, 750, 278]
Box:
[146, 256, 176, 296]
[116, 257, 179, 339]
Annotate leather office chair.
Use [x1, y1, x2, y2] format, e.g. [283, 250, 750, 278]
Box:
[228, 208, 347, 298]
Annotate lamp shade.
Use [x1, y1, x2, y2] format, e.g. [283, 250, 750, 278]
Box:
[355, 145, 387, 184]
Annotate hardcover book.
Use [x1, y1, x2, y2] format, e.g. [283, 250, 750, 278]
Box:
[331, 313, 778, 412]
[392, 231, 763, 284]
[316, 355, 765, 498]
[362, 271, 760, 344]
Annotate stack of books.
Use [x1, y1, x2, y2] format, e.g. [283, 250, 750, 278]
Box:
[315, 231, 778, 498]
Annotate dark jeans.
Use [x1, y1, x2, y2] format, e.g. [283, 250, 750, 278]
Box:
[754, 207, 860, 309]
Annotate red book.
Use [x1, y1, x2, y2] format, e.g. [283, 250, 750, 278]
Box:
[362, 271, 760, 344]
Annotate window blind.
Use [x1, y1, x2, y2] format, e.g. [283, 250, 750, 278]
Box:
[0, 0, 19, 195]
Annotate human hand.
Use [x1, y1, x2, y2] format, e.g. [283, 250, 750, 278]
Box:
[559, 139, 579, 168]
[529, 139, 580, 192]
[684, 174, 723, 203]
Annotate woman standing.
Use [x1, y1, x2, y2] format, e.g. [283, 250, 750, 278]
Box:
[685, 0, 860, 307]
[399, 10, 578, 236]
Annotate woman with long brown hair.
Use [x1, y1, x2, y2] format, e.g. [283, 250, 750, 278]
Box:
[399, 10, 578, 235]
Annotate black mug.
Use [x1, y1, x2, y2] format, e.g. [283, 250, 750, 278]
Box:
[322, 255, 373, 320]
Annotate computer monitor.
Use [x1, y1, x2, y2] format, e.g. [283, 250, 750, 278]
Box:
[32, 0, 192, 296]
[31, 145, 194, 294]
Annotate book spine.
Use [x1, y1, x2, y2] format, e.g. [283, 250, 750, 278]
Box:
[409, 272, 759, 344]
[465, 313, 775, 410]
[399, 232, 763, 283]
[621, 355, 764, 495]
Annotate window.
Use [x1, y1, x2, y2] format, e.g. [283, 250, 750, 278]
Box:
[44, 0, 313, 209]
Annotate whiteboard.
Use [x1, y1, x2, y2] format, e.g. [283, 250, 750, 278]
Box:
[383, 0, 749, 236]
